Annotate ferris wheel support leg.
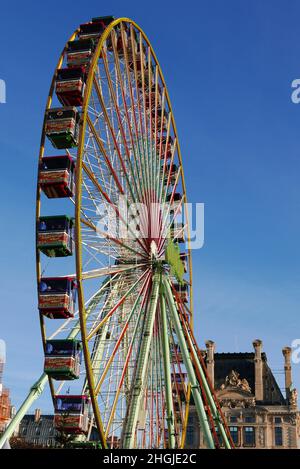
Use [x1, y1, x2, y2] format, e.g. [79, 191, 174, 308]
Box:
[121, 273, 161, 449]
[160, 292, 176, 449]
[162, 277, 215, 449]
[0, 373, 48, 449]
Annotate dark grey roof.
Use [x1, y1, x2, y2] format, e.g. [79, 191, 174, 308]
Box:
[209, 352, 285, 405]
[214, 353, 256, 391]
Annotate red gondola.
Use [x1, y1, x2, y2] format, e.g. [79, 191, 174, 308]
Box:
[145, 84, 162, 108]
[44, 339, 82, 380]
[173, 282, 188, 303]
[54, 395, 90, 434]
[56, 67, 86, 107]
[66, 39, 95, 68]
[39, 155, 75, 198]
[166, 192, 183, 213]
[38, 277, 77, 319]
[45, 107, 80, 149]
[78, 16, 115, 41]
[170, 222, 185, 244]
[135, 62, 154, 88]
[154, 107, 168, 130]
[179, 252, 188, 273]
[37, 215, 74, 258]
[162, 163, 178, 185]
[158, 135, 174, 159]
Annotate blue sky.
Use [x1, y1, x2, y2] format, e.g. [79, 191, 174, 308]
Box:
[1, 0, 300, 411]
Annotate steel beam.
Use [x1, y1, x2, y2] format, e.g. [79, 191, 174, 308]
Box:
[163, 276, 215, 449]
[160, 291, 176, 448]
[121, 272, 161, 448]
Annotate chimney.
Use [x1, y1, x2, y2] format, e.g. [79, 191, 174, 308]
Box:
[282, 347, 292, 401]
[34, 408, 41, 423]
[205, 340, 215, 388]
[252, 339, 263, 401]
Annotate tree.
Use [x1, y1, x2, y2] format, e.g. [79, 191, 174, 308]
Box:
[9, 436, 45, 449]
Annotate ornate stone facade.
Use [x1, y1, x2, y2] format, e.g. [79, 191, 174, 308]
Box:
[186, 340, 300, 449]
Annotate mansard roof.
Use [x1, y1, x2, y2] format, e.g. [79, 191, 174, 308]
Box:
[211, 351, 286, 405]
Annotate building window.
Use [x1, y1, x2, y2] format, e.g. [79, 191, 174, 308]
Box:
[229, 426, 239, 446]
[230, 416, 238, 423]
[214, 427, 224, 447]
[274, 417, 282, 424]
[186, 426, 194, 447]
[243, 427, 255, 447]
[244, 416, 255, 423]
[274, 427, 283, 446]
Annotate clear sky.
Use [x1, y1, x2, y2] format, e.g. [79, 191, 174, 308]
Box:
[0, 0, 300, 411]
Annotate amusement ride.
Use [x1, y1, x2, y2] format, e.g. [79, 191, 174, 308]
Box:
[0, 16, 234, 449]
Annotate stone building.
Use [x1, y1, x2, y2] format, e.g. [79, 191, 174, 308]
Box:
[16, 408, 100, 447]
[18, 409, 58, 447]
[186, 340, 300, 449]
[0, 353, 13, 433]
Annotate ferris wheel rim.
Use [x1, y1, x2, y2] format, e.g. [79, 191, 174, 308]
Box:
[36, 16, 194, 449]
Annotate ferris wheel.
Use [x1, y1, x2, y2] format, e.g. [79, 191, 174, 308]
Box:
[0, 16, 233, 450]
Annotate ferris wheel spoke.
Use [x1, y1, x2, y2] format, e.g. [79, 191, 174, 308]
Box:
[138, 35, 151, 201]
[80, 217, 146, 258]
[82, 159, 149, 254]
[147, 46, 155, 195]
[150, 64, 160, 199]
[94, 270, 151, 395]
[110, 31, 146, 206]
[141, 36, 158, 210]
[47, 285, 108, 343]
[92, 75, 138, 205]
[84, 141, 117, 202]
[162, 158, 181, 207]
[101, 50, 142, 204]
[104, 270, 150, 437]
[148, 86, 167, 240]
[81, 263, 146, 280]
[129, 28, 151, 206]
[85, 275, 147, 346]
[158, 190, 184, 255]
[119, 24, 148, 200]
[86, 114, 125, 195]
[86, 268, 150, 341]
[81, 241, 119, 268]
[154, 91, 168, 202]
[157, 112, 172, 200]
[120, 272, 160, 448]
[126, 25, 150, 202]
